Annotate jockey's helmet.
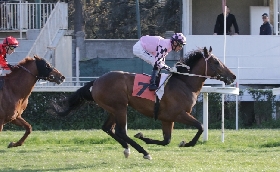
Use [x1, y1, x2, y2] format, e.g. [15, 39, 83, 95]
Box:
[171, 33, 186, 46]
[2, 36, 19, 47]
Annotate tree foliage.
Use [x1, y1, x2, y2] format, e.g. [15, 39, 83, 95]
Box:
[67, 0, 181, 39]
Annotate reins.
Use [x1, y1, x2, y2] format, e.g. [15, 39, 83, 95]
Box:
[173, 54, 217, 79]
[18, 65, 48, 80]
[155, 54, 216, 92]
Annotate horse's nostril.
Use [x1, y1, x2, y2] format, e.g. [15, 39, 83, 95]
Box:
[61, 76, 65, 80]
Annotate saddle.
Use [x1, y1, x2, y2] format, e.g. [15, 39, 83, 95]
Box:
[132, 73, 171, 121]
[143, 73, 161, 88]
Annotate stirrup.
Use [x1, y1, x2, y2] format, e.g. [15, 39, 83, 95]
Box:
[149, 84, 157, 91]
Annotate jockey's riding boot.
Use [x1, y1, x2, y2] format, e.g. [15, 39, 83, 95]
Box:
[149, 70, 158, 91]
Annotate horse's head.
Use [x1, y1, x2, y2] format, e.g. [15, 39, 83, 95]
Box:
[202, 47, 236, 85]
[34, 55, 65, 84]
[177, 47, 236, 85]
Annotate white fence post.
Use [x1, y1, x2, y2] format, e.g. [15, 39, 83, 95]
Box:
[76, 47, 80, 86]
[203, 92, 208, 141]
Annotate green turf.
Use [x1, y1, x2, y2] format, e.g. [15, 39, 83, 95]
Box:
[0, 129, 279, 172]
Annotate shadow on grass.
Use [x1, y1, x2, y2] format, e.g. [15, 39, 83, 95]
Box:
[261, 141, 280, 148]
[0, 165, 96, 172]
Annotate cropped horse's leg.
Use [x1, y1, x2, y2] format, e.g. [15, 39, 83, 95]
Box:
[134, 121, 173, 146]
[175, 112, 203, 147]
[8, 117, 32, 148]
[0, 118, 4, 132]
[114, 110, 151, 160]
[101, 114, 130, 158]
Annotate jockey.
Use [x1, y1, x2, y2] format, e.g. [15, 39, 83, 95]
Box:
[133, 33, 186, 91]
[0, 36, 19, 72]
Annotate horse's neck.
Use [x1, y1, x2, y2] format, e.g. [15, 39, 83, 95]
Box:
[7, 65, 37, 98]
[178, 64, 207, 95]
[185, 75, 206, 94]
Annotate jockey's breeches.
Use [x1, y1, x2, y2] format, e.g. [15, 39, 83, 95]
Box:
[133, 41, 155, 66]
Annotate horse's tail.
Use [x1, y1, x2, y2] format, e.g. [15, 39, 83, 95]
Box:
[51, 80, 95, 117]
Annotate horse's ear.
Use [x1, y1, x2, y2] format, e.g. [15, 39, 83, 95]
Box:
[33, 55, 39, 60]
[209, 46, 212, 53]
[203, 47, 208, 56]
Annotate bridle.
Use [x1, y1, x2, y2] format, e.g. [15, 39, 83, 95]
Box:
[17, 64, 54, 80]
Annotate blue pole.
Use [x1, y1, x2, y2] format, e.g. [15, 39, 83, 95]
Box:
[35, 0, 41, 29]
[136, 0, 141, 39]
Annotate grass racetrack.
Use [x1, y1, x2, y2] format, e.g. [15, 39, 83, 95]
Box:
[0, 129, 279, 172]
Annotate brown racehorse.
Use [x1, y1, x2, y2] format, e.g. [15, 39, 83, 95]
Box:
[51, 47, 236, 160]
[0, 55, 65, 148]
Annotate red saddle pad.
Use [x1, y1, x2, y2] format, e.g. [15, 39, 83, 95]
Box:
[132, 74, 156, 101]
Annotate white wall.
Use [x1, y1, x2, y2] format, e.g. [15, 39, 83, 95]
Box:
[185, 35, 280, 85]
[82, 35, 280, 86]
[55, 35, 72, 79]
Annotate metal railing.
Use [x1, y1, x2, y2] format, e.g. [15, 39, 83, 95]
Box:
[35, 77, 97, 87]
[27, 2, 68, 60]
[0, 2, 56, 30]
[34, 77, 97, 92]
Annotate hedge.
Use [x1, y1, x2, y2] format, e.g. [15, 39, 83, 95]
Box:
[3, 91, 280, 131]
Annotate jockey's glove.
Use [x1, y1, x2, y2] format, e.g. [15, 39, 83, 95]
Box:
[169, 66, 177, 73]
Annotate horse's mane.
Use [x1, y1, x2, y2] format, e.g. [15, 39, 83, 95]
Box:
[5, 57, 35, 74]
[18, 56, 35, 66]
[179, 48, 204, 69]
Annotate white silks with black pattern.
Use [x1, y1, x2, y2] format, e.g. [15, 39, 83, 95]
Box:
[133, 36, 172, 70]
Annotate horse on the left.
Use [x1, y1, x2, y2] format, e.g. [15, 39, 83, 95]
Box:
[0, 55, 65, 148]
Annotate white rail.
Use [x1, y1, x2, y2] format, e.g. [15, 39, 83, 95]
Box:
[0, 2, 56, 30]
[35, 77, 97, 87]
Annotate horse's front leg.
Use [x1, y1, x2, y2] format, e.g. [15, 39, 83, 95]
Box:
[8, 116, 32, 148]
[175, 112, 204, 147]
[134, 121, 173, 146]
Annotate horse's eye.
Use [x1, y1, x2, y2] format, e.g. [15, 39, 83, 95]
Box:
[211, 58, 219, 65]
[46, 64, 51, 68]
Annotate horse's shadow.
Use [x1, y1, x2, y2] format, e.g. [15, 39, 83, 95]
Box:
[0, 166, 96, 172]
[260, 142, 280, 148]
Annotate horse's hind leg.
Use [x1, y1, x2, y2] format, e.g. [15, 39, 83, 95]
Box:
[8, 116, 32, 148]
[113, 110, 151, 160]
[176, 112, 204, 147]
[134, 121, 173, 146]
[0, 118, 3, 131]
[102, 114, 130, 158]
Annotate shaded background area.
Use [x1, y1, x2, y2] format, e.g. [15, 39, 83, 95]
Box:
[79, 58, 177, 78]
[192, 0, 264, 35]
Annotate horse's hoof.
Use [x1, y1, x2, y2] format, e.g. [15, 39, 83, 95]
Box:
[143, 154, 152, 160]
[7, 142, 15, 148]
[179, 141, 186, 147]
[184, 141, 195, 147]
[185, 142, 195, 147]
[124, 148, 130, 158]
[134, 132, 143, 139]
